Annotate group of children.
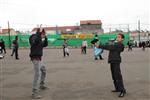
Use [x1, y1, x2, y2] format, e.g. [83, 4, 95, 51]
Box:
[63, 34, 104, 60]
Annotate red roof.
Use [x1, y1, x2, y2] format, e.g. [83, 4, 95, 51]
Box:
[0, 28, 14, 34]
[32, 26, 79, 32]
[80, 20, 102, 25]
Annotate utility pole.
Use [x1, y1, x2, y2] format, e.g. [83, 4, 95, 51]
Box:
[8, 21, 11, 49]
[109, 24, 111, 34]
[127, 24, 130, 32]
[56, 25, 58, 34]
[127, 24, 130, 41]
[138, 20, 141, 42]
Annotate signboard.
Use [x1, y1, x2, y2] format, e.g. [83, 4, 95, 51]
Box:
[61, 34, 94, 39]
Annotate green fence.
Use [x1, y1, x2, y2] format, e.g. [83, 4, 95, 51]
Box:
[0, 33, 129, 47]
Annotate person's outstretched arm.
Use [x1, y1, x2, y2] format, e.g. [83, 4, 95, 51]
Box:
[96, 42, 124, 52]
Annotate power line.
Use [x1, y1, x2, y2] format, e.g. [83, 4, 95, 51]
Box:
[1, 21, 150, 32]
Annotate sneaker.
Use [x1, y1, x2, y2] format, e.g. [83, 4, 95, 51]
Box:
[95, 58, 98, 60]
[40, 85, 48, 90]
[31, 94, 42, 99]
[100, 58, 104, 60]
[118, 91, 126, 97]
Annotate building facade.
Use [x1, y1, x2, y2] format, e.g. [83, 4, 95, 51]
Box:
[0, 28, 17, 35]
[32, 20, 103, 34]
[80, 20, 103, 34]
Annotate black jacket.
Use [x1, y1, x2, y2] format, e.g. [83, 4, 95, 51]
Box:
[99, 42, 124, 63]
[0, 42, 4, 49]
[29, 34, 48, 58]
[12, 40, 19, 49]
[0, 41, 5, 49]
[91, 38, 99, 44]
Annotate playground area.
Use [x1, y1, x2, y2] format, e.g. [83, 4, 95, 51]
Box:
[0, 48, 149, 100]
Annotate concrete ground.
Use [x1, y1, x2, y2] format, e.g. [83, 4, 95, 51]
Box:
[0, 48, 150, 100]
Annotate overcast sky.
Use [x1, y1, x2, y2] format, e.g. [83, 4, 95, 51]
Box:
[0, 0, 149, 31]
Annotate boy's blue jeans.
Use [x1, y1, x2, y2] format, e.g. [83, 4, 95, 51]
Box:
[32, 60, 46, 95]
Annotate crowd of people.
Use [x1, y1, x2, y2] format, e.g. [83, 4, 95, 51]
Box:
[127, 40, 149, 51]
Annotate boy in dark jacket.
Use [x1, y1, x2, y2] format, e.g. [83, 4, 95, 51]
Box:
[62, 39, 69, 57]
[29, 28, 48, 99]
[0, 39, 6, 54]
[96, 33, 126, 97]
[11, 36, 19, 59]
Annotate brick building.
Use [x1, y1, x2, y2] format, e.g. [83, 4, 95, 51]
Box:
[32, 20, 103, 34]
[0, 28, 17, 35]
[80, 20, 103, 33]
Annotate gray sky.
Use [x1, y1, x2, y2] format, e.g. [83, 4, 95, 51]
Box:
[0, 0, 149, 31]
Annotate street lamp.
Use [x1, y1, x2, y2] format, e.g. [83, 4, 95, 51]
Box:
[138, 20, 141, 42]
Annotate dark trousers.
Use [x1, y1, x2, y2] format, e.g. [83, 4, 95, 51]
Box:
[63, 48, 69, 57]
[3, 48, 6, 53]
[95, 55, 103, 60]
[128, 46, 132, 51]
[142, 46, 145, 51]
[11, 48, 15, 56]
[11, 48, 19, 59]
[82, 46, 86, 54]
[110, 63, 125, 92]
[99, 55, 103, 59]
[0, 48, 2, 54]
[15, 48, 19, 59]
[0, 48, 6, 54]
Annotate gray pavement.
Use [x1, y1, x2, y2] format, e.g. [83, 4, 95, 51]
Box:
[0, 48, 150, 100]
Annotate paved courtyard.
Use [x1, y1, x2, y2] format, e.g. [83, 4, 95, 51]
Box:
[0, 48, 150, 100]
